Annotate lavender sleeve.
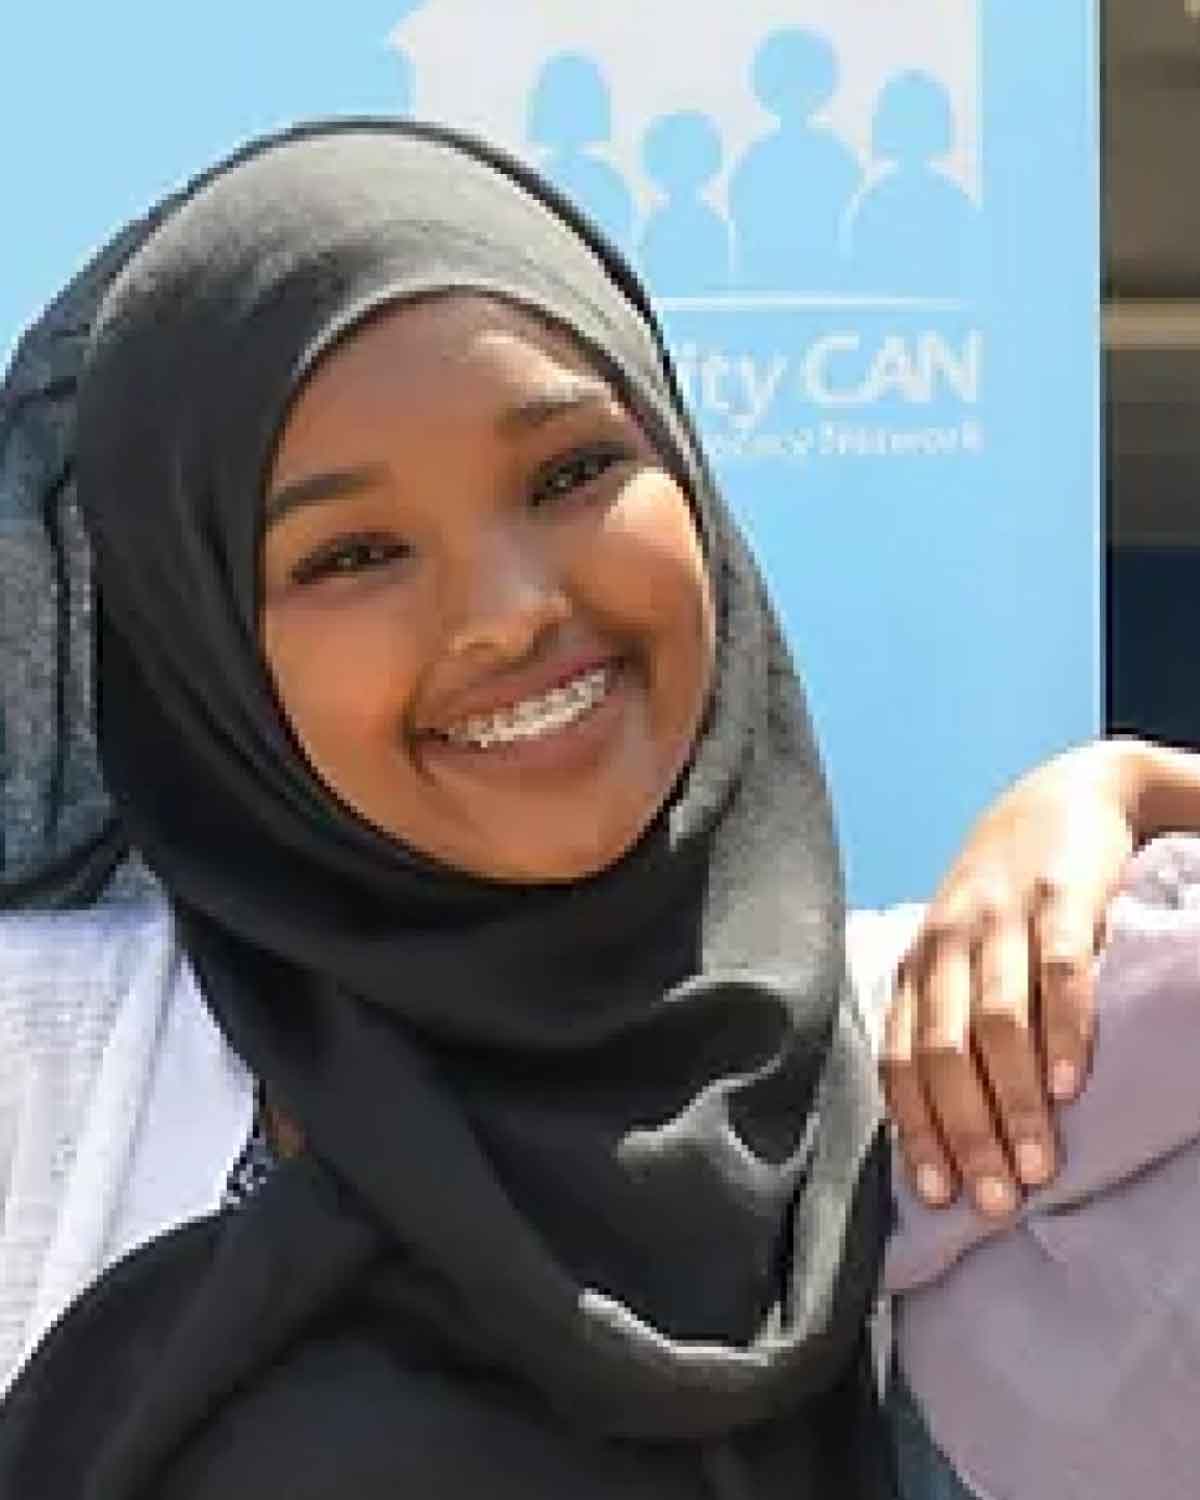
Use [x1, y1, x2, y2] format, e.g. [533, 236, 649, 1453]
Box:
[845, 838, 1200, 1295]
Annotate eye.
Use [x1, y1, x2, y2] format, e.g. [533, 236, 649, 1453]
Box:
[290, 533, 412, 587]
[529, 443, 633, 509]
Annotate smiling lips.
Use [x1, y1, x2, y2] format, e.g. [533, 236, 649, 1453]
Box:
[437, 664, 616, 750]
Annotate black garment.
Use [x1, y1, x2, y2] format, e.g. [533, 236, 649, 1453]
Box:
[0, 120, 892, 1498]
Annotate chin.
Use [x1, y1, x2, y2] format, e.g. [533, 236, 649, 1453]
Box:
[477, 811, 651, 886]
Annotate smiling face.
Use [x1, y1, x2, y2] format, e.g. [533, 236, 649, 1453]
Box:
[260, 295, 715, 883]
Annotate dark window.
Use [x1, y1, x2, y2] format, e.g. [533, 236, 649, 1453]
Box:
[1106, 1, 1200, 747]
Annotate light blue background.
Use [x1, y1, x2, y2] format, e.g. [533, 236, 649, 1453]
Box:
[1, 1, 1100, 905]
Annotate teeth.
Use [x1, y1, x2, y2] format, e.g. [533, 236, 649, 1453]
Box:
[444, 667, 611, 749]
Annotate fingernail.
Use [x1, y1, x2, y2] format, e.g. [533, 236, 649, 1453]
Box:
[974, 1176, 1016, 1216]
[915, 1164, 950, 1205]
[1015, 1139, 1051, 1186]
[1050, 1060, 1079, 1101]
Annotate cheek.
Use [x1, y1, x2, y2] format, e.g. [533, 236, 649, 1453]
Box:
[262, 598, 420, 761]
[578, 474, 714, 698]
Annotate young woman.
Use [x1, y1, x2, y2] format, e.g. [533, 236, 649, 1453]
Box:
[0, 116, 898, 1499]
[1, 117, 1197, 1499]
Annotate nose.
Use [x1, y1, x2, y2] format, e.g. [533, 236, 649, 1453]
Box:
[441, 530, 571, 664]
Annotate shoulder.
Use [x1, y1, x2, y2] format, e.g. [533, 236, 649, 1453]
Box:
[0, 900, 178, 1058]
[0, 898, 171, 1023]
[0, 896, 253, 1194]
[0, 900, 253, 1390]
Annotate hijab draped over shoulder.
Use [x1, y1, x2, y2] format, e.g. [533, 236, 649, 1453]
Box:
[0, 120, 891, 1500]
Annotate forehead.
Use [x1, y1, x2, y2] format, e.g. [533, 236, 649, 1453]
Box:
[269, 294, 624, 486]
[300, 295, 603, 412]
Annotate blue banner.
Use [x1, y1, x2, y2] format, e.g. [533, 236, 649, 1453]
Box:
[3, 0, 1100, 903]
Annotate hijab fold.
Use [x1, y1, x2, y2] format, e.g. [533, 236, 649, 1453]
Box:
[0, 120, 890, 1499]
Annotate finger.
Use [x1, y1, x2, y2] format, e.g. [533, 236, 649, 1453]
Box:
[1032, 886, 1098, 1102]
[916, 935, 1018, 1218]
[972, 914, 1056, 1188]
[882, 965, 956, 1207]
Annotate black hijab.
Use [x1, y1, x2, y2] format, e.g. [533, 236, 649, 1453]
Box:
[0, 121, 891, 1499]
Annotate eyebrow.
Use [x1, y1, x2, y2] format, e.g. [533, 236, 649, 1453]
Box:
[263, 463, 389, 528]
[263, 381, 619, 526]
[494, 380, 617, 436]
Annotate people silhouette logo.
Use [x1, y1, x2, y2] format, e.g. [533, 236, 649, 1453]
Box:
[729, 29, 861, 291]
[641, 112, 731, 296]
[389, 0, 980, 305]
[528, 54, 636, 253]
[848, 72, 981, 296]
